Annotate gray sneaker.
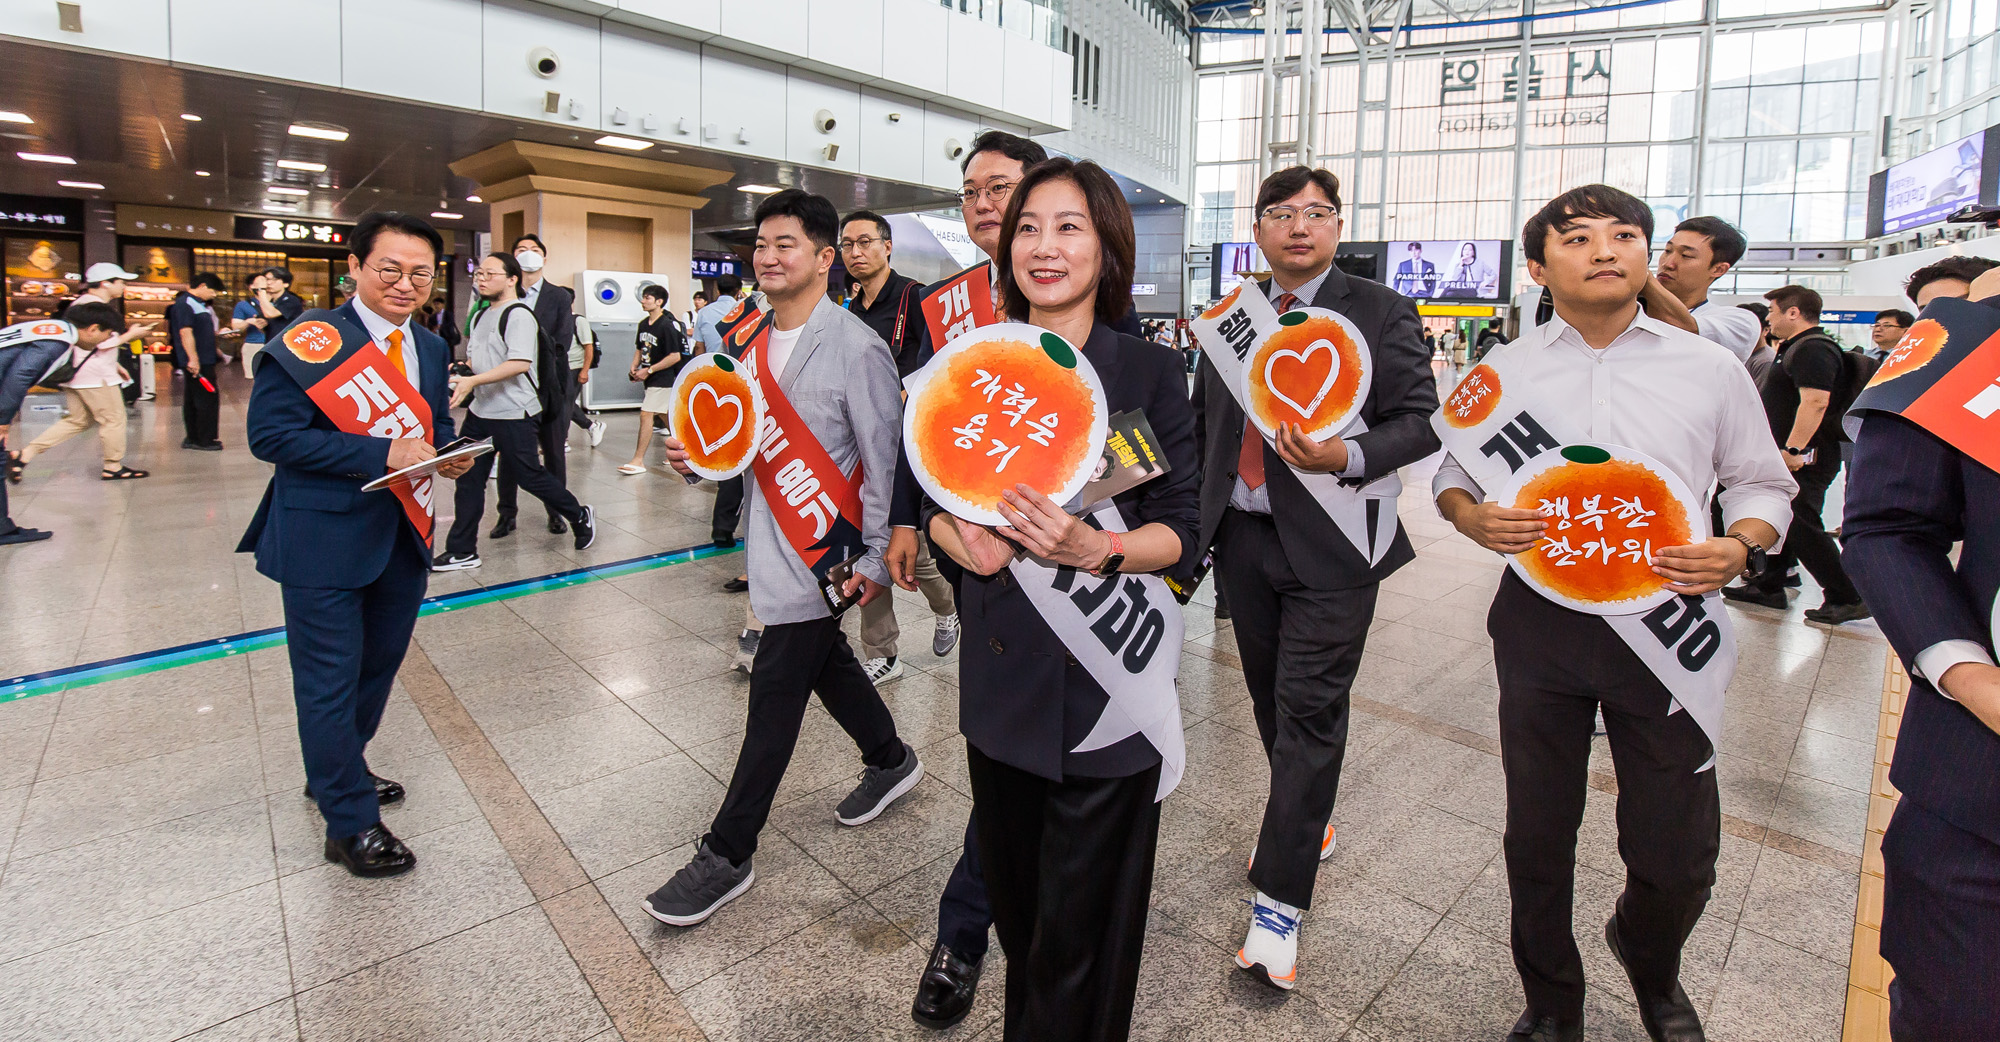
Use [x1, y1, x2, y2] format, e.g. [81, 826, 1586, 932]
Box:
[932, 612, 961, 657]
[642, 843, 754, 927]
[733, 629, 759, 674]
[836, 742, 923, 826]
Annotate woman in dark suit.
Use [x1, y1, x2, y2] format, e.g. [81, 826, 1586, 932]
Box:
[925, 157, 1201, 1042]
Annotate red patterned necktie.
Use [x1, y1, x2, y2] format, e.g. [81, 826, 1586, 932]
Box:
[1237, 292, 1302, 490]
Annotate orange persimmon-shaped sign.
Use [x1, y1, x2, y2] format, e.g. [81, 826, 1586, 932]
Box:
[1238, 307, 1372, 442]
[284, 320, 343, 364]
[1868, 318, 1947, 388]
[669, 353, 765, 480]
[1443, 363, 1503, 429]
[1500, 444, 1702, 616]
[904, 323, 1108, 526]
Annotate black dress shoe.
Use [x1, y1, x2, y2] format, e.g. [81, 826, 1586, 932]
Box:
[1506, 1010, 1583, 1042]
[911, 942, 983, 1030]
[324, 823, 417, 878]
[547, 515, 568, 534]
[1719, 584, 1787, 610]
[722, 576, 750, 593]
[1605, 917, 1706, 1041]
[304, 772, 406, 806]
[490, 514, 517, 539]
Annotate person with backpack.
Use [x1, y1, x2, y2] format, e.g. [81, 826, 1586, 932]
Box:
[1721, 284, 1870, 625]
[11, 300, 148, 481]
[430, 251, 595, 572]
[493, 234, 599, 539]
[1, 312, 121, 544]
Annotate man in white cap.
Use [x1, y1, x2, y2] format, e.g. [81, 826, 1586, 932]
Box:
[74, 262, 155, 403]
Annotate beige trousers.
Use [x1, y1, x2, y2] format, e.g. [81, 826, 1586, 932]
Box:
[859, 533, 957, 659]
[23, 385, 126, 467]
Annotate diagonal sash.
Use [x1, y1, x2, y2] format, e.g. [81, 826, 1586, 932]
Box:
[920, 266, 997, 349]
[740, 318, 869, 604]
[1844, 295, 2000, 474]
[258, 311, 438, 546]
[1434, 352, 1734, 767]
[1188, 285, 1403, 566]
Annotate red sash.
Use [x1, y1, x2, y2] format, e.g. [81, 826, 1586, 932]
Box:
[920, 265, 997, 348]
[740, 318, 868, 583]
[264, 313, 438, 545]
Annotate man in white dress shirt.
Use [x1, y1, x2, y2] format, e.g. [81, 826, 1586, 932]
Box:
[1654, 216, 1761, 365]
[1434, 185, 1795, 1042]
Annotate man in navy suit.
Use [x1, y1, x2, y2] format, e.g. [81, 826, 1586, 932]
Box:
[1842, 290, 2000, 1040]
[238, 212, 471, 878]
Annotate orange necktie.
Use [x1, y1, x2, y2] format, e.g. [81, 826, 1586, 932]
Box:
[1237, 292, 1301, 490]
[384, 329, 406, 378]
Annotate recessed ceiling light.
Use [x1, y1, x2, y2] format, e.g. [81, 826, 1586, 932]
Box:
[0, 111, 31, 124]
[17, 152, 76, 164]
[276, 159, 326, 172]
[263, 203, 299, 213]
[738, 183, 783, 194]
[594, 134, 652, 151]
[179, 113, 201, 122]
[194, 170, 211, 176]
[267, 185, 309, 196]
[465, 195, 482, 203]
[287, 122, 349, 142]
[430, 211, 463, 220]
[57, 179, 104, 190]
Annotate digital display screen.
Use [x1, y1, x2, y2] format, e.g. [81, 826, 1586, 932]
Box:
[1386, 240, 1510, 301]
[1211, 241, 1266, 299]
[1879, 130, 1987, 234]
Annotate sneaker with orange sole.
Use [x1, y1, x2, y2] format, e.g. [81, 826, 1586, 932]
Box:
[1235, 892, 1302, 990]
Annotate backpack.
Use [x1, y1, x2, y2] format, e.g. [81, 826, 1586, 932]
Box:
[495, 303, 568, 417]
[1789, 332, 1865, 440]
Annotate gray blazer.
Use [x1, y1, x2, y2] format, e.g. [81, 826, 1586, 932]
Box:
[744, 295, 903, 625]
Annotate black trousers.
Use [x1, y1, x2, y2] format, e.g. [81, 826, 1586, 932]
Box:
[712, 476, 745, 544]
[1216, 508, 1375, 909]
[282, 527, 429, 838]
[497, 370, 572, 524]
[1491, 571, 1719, 1023]
[702, 615, 903, 864]
[967, 743, 1160, 1042]
[935, 812, 993, 960]
[181, 368, 219, 445]
[569, 366, 593, 431]
[0, 435, 16, 533]
[1882, 798, 2000, 1041]
[447, 413, 583, 555]
[1751, 465, 1861, 604]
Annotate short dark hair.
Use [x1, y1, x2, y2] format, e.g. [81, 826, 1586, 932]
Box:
[1904, 255, 1999, 303]
[243, 272, 263, 288]
[752, 189, 840, 252]
[961, 129, 1048, 176]
[1254, 165, 1343, 217]
[484, 251, 523, 296]
[715, 273, 743, 297]
[1408, 242, 1423, 250]
[641, 283, 668, 304]
[264, 266, 294, 286]
[351, 212, 444, 266]
[1874, 308, 1915, 327]
[63, 299, 124, 333]
[842, 210, 892, 242]
[1764, 284, 1823, 323]
[692, 290, 709, 301]
[996, 158, 1136, 325]
[190, 272, 225, 292]
[1673, 216, 1747, 267]
[1736, 301, 1769, 325]
[513, 233, 547, 254]
[1522, 184, 1653, 265]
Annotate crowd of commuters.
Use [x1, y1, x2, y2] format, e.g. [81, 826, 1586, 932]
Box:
[1, 126, 1995, 1042]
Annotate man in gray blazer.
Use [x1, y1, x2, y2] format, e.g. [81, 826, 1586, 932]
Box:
[645, 189, 921, 928]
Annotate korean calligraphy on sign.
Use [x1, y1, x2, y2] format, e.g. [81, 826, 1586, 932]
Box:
[231, 216, 350, 245]
[1497, 444, 1702, 616]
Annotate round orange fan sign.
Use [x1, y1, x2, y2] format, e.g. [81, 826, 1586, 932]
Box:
[1443, 363, 1502, 429]
[284, 320, 343, 364]
[1238, 307, 1372, 441]
[1868, 317, 1946, 388]
[668, 353, 765, 480]
[904, 323, 1108, 526]
[1499, 444, 1701, 615]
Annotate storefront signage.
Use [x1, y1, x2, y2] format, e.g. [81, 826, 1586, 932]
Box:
[0, 193, 83, 232]
[692, 253, 740, 278]
[233, 216, 350, 245]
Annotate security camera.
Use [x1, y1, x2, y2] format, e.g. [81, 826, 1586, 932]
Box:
[814, 109, 837, 134]
[529, 47, 560, 79]
[944, 138, 965, 161]
[887, 112, 903, 123]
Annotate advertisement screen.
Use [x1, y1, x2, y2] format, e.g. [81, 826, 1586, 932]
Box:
[1386, 240, 1507, 301]
[1212, 242, 1266, 298]
[1881, 130, 1986, 234]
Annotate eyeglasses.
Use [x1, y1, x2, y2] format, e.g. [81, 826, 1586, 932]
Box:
[1258, 205, 1340, 227]
[838, 235, 884, 253]
[959, 181, 1016, 207]
[367, 263, 435, 288]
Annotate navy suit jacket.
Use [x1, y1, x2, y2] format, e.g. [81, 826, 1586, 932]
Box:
[1842, 409, 2000, 847]
[236, 303, 456, 589]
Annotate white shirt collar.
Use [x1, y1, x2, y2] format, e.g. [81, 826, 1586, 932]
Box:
[350, 297, 415, 348]
[521, 280, 542, 306]
[1535, 304, 1674, 356]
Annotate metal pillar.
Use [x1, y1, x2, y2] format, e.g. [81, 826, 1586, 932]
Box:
[1331, 0, 1413, 239]
[1261, 0, 1323, 178]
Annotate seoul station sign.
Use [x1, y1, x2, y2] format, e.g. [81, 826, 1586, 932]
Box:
[1435, 46, 1612, 135]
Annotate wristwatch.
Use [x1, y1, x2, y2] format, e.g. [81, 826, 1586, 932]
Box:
[1728, 532, 1769, 581]
[1094, 531, 1126, 577]
[1783, 445, 1810, 456]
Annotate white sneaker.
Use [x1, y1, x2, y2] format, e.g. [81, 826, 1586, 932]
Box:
[589, 419, 607, 446]
[1235, 892, 1302, 991]
[863, 656, 903, 685]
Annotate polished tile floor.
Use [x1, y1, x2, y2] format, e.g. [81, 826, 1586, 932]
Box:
[0, 365, 1885, 1041]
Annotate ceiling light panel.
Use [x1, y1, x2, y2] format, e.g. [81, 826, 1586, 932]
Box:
[276, 159, 326, 172]
[267, 185, 309, 196]
[0, 111, 32, 124]
[57, 179, 104, 189]
[594, 134, 652, 151]
[287, 123, 349, 141]
[737, 183, 783, 194]
[17, 152, 75, 164]
[430, 211, 463, 219]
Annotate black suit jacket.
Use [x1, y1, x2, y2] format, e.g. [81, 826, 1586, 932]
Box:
[1842, 409, 2000, 847]
[529, 281, 576, 359]
[1192, 267, 1441, 590]
[927, 322, 1201, 783]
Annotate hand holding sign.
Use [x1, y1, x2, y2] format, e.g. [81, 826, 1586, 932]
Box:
[667, 353, 765, 481]
[1497, 444, 1704, 616]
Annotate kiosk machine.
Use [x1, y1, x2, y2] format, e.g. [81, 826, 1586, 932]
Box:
[577, 269, 670, 411]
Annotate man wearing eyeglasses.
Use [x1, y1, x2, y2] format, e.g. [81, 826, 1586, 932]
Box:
[1192, 165, 1442, 991]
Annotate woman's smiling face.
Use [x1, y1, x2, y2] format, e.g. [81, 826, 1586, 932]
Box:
[1008, 176, 1101, 315]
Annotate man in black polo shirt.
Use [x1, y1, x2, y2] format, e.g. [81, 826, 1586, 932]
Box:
[168, 273, 225, 451]
[255, 266, 307, 340]
[1723, 284, 1869, 624]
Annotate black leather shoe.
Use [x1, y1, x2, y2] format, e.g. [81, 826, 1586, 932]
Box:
[490, 515, 517, 539]
[324, 823, 416, 878]
[547, 515, 568, 534]
[911, 942, 982, 1030]
[1719, 584, 1787, 610]
[1605, 917, 1706, 1041]
[722, 576, 750, 593]
[304, 772, 406, 806]
[1506, 1010, 1583, 1042]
